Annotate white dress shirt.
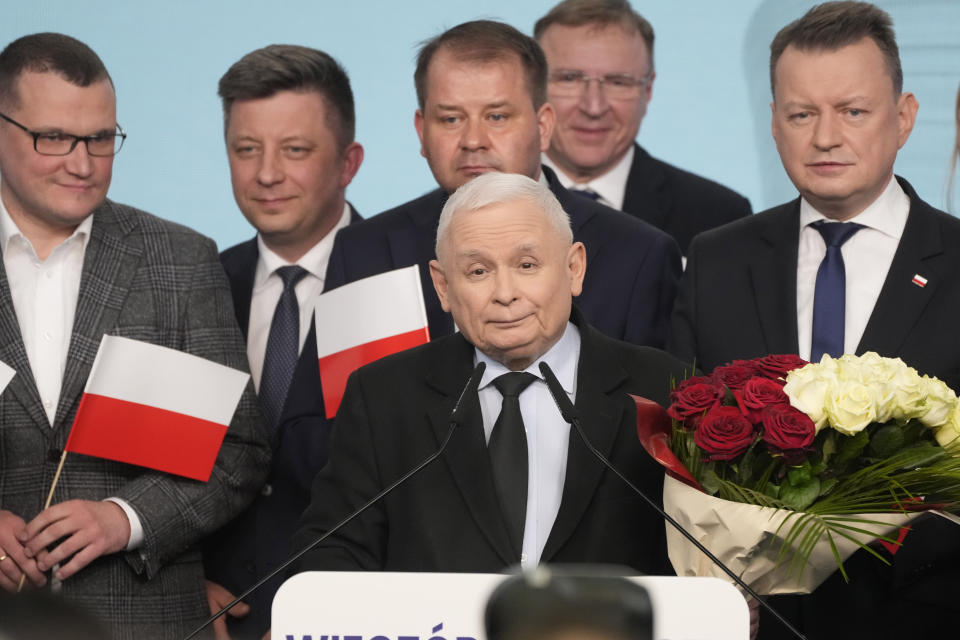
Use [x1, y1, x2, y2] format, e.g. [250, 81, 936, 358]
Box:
[542, 145, 634, 211]
[796, 176, 910, 361]
[247, 203, 351, 390]
[0, 197, 143, 550]
[476, 322, 580, 570]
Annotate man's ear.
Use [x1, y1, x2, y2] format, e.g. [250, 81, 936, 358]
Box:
[567, 241, 586, 297]
[429, 258, 451, 312]
[339, 142, 364, 188]
[414, 109, 427, 159]
[536, 102, 556, 152]
[895, 92, 919, 149]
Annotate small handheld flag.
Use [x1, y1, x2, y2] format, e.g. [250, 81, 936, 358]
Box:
[315, 265, 430, 418]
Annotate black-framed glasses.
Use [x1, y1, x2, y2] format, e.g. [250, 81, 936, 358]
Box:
[548, 70, 652, 100]
[0, 112, 126, 156]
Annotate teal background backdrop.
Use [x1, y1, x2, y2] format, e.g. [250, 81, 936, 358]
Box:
[3, 0, 959, 249]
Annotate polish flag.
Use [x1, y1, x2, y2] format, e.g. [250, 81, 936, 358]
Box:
[65, 336, 250, 482]
[316, 265, 430, 418]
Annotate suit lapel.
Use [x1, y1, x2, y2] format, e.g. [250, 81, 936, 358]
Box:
[394, 189, 453, 337]
[542, 322, 626, 561]
[0, 263, 51, 432]
[622, 144, 669, 229]
[225, 238, 258, 339]
[54, 201, 143, 432]
[545, 166, 603, 271]
[858, 183, 941, 356]
[749, 202, 801, 355]
[425, 334, 516, 565]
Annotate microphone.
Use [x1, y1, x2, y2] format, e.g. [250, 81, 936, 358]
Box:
[184, 361, 486, 640]
[537, 362, 806, 640]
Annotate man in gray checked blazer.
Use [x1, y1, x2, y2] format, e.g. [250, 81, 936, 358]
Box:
[0, 33, 272, 639]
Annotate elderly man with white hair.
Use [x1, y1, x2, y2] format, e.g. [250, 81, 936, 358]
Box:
[293, 172, 689, 575]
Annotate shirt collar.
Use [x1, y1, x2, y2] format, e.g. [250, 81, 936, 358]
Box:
[476, 321, 581, 395]
[0, 193, 93, 257]
[254, 202, 352, 288]
[542, 145, 634, 210]
[799, 175, 910, 240]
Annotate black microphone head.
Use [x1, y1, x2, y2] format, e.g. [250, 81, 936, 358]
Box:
[450, 361, 486, 425]
[538, 361, 579, 424]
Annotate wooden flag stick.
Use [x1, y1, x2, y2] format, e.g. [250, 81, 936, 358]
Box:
[16, 449, 68, 592]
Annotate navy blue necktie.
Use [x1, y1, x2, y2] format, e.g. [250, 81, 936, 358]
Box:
[572, 188, 601, 201]
[489, 371, 537, 557]
[259, 265, 308, 427]
[810, 221, 863, 363]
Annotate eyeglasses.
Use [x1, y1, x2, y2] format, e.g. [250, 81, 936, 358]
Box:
[0, 112, 126, 156]
[548, 70, 652, 100]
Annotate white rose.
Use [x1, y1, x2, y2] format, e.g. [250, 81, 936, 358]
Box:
[824, 380, 877, 435]
[934, 404, 960, 453]
[919, 376, 958, 428]
[889, 363, 925, 420]
[784, 365, 831, 430]
[872, 380, 899, 424]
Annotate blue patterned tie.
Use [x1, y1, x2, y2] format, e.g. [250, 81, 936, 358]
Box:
[810, 221, 863, 363]
[489, 371, 538, 557]
[259, 265, 308, 427]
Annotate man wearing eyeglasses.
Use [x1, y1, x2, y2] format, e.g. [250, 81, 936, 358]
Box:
[0, 33, 270, 639]
[535, 0, 752, 255]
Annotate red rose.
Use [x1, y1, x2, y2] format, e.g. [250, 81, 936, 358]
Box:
[735, 377, 789, 422]
[667, 382, 724, 424]
[671, 374, 714, 397]
[712, 363, 757, 391]
[761, 404, 816, 459]
[694, 406, 756, 461]
[755, 354, 808, 380]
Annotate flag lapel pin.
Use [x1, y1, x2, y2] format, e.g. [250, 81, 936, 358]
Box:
[911, 274, 928, 288]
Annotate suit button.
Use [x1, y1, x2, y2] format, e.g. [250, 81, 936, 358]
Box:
[260, 483, 273, 497]
[48, 448, 62, 462]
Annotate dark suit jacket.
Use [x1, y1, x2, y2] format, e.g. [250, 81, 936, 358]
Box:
[325, 166, 682, 348]
[292, 311, 689, 575]
[622, 144, 752, 255]
[0, 200, 272, 640]
[667, 177, 960, 639]
[205, 206, 361, 638]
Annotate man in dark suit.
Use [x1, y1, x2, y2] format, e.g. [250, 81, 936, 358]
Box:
[0, 33, 271, 639]
[533, 0, 751, 255]
[669, 3, 960, 637]
[205, 45, 364, 639]
[295, 171, 688, 575]
[325, 20, 681, 349]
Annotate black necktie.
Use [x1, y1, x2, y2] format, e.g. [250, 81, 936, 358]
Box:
[489, 371, 537, 557]
[259, 265, 308, 426]
[810, 221, 863, 363]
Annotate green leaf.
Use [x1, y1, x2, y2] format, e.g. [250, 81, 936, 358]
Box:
[701, 469, 721, 495]
[868, 424, 905, 458]
[821, 430, 838, 465]
[787, 460, 813, 486]
[780, 477, 821, 510]
[834, 429, 870, 464]
[819, 477, 838, 497]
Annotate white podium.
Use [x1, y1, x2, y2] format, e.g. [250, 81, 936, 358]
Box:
[274, 572, 748, 639]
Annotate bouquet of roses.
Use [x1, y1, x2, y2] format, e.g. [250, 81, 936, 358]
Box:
[637, 352, 960, 595]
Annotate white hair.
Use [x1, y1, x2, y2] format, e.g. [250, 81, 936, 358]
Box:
[435, 172, 573, 258]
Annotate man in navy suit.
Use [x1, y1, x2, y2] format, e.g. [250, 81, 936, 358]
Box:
[669, 3, 960, 637]
[204, 45, 364, 640]
[325, 20, 681, 349]
[534, 0, 751, 255]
